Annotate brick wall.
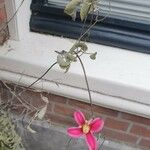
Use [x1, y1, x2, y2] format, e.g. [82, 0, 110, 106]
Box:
[0, 0, 8, 45]
[0, 82, 150, 150]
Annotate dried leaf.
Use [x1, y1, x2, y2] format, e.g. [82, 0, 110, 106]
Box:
[70, 42, 88, 52]
[80, 0, 92, 21]
[90, 52, 97, 60]
[27, 125, 36, 133]
[37, 105, 47, 120]
[41, 94, 49, 104]
[65, 53, 77, 62]
[64, 64, 71, 73]
[57, 54, 70, 68]
[64, 0, 81, 17]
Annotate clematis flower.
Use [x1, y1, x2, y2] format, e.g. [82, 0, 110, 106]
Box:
[67, 111, 104, 150]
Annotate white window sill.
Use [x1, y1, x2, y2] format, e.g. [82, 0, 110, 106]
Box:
[0, 0, 150, 118]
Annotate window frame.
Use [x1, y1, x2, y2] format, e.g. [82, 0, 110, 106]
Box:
[5, 0, 19, 40]
[30, 0, 150, 54]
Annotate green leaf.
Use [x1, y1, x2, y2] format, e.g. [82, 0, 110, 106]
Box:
[90, 52, 97, 60]
[64, 0, 81, 17]
[80, 0, 92, 21]
[0, 111, 25, 150]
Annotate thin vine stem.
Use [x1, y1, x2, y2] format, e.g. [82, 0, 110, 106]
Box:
[76, 54, 94, 118]
[78, 0, 111, 42]
[26, 62, 57, 90]
[18, 62, 58, 95]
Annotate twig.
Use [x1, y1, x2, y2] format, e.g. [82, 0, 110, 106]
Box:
[66, 138, 72, 150]
[98, 135, 105, 150]
[2, 82, 36, 111]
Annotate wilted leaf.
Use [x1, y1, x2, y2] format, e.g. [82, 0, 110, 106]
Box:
[90, 52, 97, 60]
[57, 54, 70, 68]
[64, 0, 81, 17]
[70, 42, 88, 52]
[37, 105, 47, 120]
[27, 125, 36, 133]
[80, 0, 92, 21]
[65, 52, 77, 62]
[41, 94, 49, 104]
[64, 65, 71, 73]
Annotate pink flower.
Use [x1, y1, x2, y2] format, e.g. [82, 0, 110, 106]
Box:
[67, 111, 104, 150]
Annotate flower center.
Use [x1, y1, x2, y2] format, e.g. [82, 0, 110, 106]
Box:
[82, 124, 90, 134]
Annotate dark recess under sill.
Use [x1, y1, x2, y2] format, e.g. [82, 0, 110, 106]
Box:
[30, 14, 150, 54]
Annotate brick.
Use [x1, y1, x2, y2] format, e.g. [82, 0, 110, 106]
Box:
[121, 113, 150, 126]
[1, 88, 11, 102]
[0, 7, 6, 23]
[68, 99, 118, 117]
[103, 128, 138, 144]
[20, 90, 46, 108]
[54, 104, 75, 117]
[139, 138, 150, 149]
[53, 103, 91, 119]
[48, 94, 68, 104]
[93, 105, 118, 117]
[46, 113, 75, 127]
[0, 28, 8, 45]
[0, 0, 4, 4]
[130, 125, 150, 138]
[68, 99, 91, 109]
[105, 117, 129, 131]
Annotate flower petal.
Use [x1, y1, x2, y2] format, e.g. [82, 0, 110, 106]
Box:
[67, 127, 83, 138]
[74, 111, 85, 125]
[85, 132, 98, 150]
[90, 118, 104, 133]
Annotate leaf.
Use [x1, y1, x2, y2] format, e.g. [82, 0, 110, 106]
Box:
[27, 125, 36, 133]
[57, 54, 70, 68]
[90, 52, 97, 60]
[64, 0, 81, 17]
[65, 52, 77, 62]
[41, 94, 49, 104]
[37, 105, 47, 120]
[80, 0, 92, 21]
[70, 42, 88, 52]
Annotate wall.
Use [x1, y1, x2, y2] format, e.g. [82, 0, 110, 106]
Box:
[0, 82, 150, 150]
[0, 0, 8, 45]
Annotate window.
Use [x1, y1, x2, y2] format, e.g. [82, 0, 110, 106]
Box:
[30, 0, 150, 54]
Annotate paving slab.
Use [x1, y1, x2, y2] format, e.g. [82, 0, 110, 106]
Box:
[15, 119, 142, 150]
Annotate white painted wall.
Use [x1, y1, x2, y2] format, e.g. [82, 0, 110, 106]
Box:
[0, 0, 150, 118]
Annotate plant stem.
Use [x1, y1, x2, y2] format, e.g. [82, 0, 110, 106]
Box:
[25, 62, 57, 90]
[76, 54, 94, 118]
